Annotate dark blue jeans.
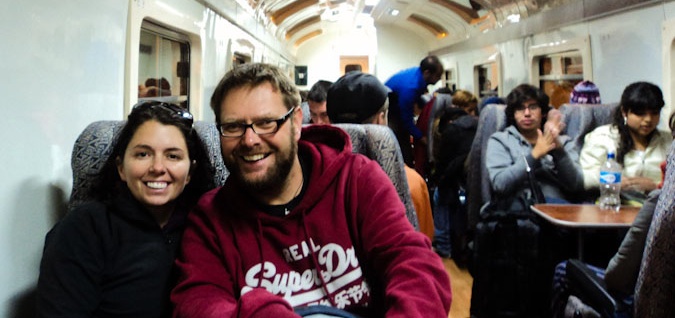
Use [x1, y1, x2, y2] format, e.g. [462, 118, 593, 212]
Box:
[433, 187, 452, 256]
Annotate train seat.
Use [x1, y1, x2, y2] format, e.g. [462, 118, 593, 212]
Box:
[69, 120, 418, 229]
[68, 121, 226, 210]
[332, 123, 419, 230]
[466, 103, 506, 229]
[558, 103, 618, 152]
[566, 139, 675, 316]
[634, 138, 675, 315]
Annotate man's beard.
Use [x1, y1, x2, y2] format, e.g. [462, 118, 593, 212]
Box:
[224, 129, 297, 194]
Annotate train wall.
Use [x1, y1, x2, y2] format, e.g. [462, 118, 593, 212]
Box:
[0, 0, 293, 316]
[436, 2, 675, 127]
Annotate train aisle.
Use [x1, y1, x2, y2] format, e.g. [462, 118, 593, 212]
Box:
[443, 258, 472, 318]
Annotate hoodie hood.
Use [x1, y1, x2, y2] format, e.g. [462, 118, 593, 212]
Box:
[453, 114, 478, 130]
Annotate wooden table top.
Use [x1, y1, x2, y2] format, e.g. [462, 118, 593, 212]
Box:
[530, 204, 640, 228]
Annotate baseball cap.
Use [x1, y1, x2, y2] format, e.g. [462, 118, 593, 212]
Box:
[327, 72, 390, 124]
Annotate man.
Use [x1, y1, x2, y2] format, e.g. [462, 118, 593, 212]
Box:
[486, 84, 583, 203]
[171, 64, 452, 317]
[385, 55, 444, 166]
[306, 80, 332, 124]
[326, 71, 436, 243]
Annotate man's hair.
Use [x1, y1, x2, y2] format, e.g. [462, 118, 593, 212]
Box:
[210, 63, 301, 123]
[307, 80, 333, 103]
[504, 84, 550, 127]
[420, 55, 443, 75]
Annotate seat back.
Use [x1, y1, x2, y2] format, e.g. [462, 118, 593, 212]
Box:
[634, 139, 675, 316]
[70, 121, 418, 229]
[558, 103, 618, 152]
[333, 123, 419, 230]
[69, 121, 226, 210]
[466, 103, 506, 229]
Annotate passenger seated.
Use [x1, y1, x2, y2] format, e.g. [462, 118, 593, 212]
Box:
[570, 80, 602, 105]
[551, 112, 675, 317]
[139, 77, 172, 97]
[37, 102, 213, 317]
[326, 71, 436, 243]
[306, 80, 333, 124]
[580, 82, 672, 196]
[486, 84, 583, 204]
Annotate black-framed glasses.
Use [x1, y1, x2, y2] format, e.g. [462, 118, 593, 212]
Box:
[515, 102, 541, 112]
[218, 106, 296, 138]
[133, 101, 194, 126]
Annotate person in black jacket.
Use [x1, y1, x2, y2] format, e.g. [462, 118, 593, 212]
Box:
[431, 105, 478, 263]
[37, 101, 213, 318]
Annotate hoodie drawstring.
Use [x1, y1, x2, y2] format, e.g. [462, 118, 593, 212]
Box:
[300, 210, 337, 307]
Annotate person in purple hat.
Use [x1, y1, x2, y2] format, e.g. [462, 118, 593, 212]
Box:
[570, 80, 601, 104]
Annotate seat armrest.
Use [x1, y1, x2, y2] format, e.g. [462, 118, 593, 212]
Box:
[566, 259, 618, 318]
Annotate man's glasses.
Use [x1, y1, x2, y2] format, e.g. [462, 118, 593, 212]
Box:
[133, 101, 194, 126]
[218, 107, 296, 138]
[515, 103, 541, 112]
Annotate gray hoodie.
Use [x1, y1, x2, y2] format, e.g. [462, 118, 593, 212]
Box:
[486, 125, 584, 202]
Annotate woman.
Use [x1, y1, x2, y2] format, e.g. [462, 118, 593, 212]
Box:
[551, 112, 675, 317]
[486, 84, 583, 204]
[580, 81, 672, 193]
[37, 102, 213, 317]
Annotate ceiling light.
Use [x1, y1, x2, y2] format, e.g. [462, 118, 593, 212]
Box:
[389, 9, 400, 16]
[506, 14, 520, 23]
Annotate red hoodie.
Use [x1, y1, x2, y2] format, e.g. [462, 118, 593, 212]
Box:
[171, 125, 451, 317]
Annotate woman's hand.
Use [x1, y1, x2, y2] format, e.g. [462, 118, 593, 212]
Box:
[622, 176, 657, 193]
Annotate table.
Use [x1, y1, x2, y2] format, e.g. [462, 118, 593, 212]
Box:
[530, 204, 640, 260]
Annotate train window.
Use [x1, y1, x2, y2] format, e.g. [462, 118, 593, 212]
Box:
[138, 21, 190, 109]
[474, 63, 499, 99]
[529, 37, 592, 108]
[536, 52, 582, 107]
[443, 68, 457, 92]
[233, 53, 250, 66]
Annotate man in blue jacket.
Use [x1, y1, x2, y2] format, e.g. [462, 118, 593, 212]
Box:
[385, 55, 444, 166]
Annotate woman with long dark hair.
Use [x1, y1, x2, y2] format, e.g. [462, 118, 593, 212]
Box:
[37, 102, 213, 317]
[580, 82, 672, 193]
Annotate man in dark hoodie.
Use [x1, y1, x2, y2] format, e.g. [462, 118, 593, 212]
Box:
[171, 63, 452, 318]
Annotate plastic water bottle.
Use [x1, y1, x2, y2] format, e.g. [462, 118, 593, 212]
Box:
[599, 151, 622, 212]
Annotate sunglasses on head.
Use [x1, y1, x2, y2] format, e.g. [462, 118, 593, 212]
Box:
[132, 101, 194, 127]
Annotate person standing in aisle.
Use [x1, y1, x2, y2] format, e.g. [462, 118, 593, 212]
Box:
[385, 56, 444, 167]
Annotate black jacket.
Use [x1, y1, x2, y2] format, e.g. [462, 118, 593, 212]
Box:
[434, 114, 478, 188]
[37, 189, 186, 318]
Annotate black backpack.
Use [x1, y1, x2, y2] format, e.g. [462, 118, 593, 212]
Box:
[470, 179, 550, 317]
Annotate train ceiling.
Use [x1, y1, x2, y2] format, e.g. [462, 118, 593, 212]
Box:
[243, 0, 658, 50]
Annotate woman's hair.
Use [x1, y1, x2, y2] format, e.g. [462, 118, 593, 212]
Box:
[614, 82, 665, 163]
[504, 84, 551, 128]
[95, 102, 214, 207]
[452, 90, 478, 116]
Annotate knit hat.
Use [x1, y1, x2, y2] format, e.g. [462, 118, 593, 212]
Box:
[570, 81, 601, 104]
[327, 72, 390, 124]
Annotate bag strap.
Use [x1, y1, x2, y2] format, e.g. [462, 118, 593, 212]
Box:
[523, 155, 546, 204]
